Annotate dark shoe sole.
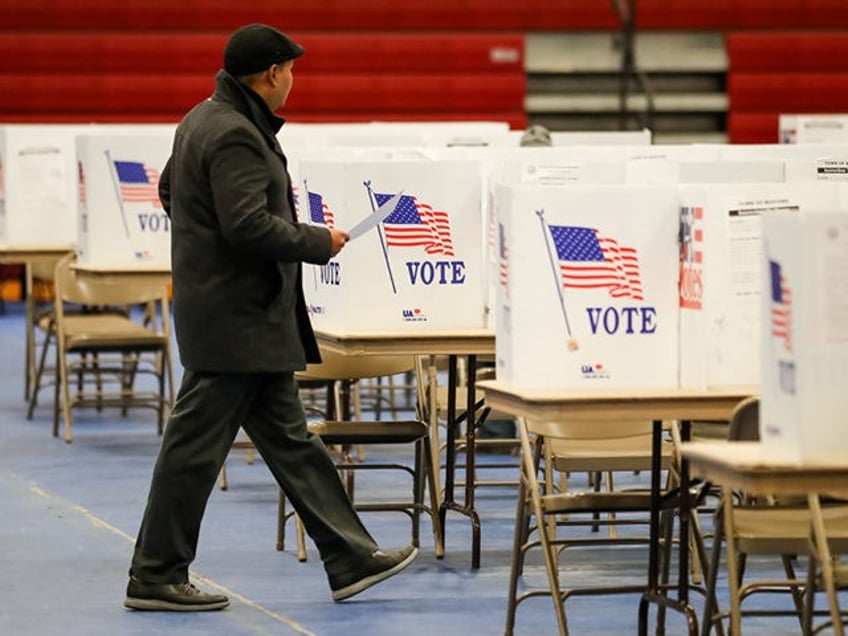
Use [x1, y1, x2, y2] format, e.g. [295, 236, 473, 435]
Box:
[124, 597, 230, 611]
[332, 547, 419, 602]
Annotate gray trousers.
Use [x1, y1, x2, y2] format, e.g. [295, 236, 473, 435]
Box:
[129, 369, 377, 584]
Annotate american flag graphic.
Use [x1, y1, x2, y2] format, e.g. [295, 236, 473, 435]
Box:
[680, 206, 703, 264]
[374, 192, 454, 256]
[308, 190, 335, 228]
[498, 222, 509, 295]
[549, 225, 644, 301]
[113, 160, 161, 208]
[769, 260, 792, 352]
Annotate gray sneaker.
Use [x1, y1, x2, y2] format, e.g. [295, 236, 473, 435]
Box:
[124, 578, 230, 611]
[329, 546, 419, 601]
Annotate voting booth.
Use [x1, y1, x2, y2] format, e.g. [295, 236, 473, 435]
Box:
[0, 125, 79, 248]
[494, 183, 680, 390]
[760, 211, 848, 461]
[678, 182, 798, 390]
[297, 156, 486, 332]
[779, 114, 848, 144]
[76, 134, 173, 269]
[679, 177, 848, 390]
[784, 157, 848, 182]
[281, 121, 511, 149]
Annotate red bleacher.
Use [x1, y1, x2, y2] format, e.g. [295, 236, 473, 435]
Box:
[2, 2, 848, 136]
[727, 32, 848, 71]
[2, 0, 847, 31]
[0, 32, 526, 127]
[0, 33, 525, 73]
[0, 72, 526, 121]
[727, 31, 848, 143]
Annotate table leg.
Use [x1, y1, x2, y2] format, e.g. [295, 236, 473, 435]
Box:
[639, 419, 698, 636]
[439, 354, 482, 569]
[678, 420, 692, 606]
[723, 485, 742, 636]
[425, 355, 442, 513]
[24, 262, 35, 401]
[440, 355, 458, 531]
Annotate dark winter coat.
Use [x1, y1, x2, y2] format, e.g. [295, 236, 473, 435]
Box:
[159, 70, 331, 372]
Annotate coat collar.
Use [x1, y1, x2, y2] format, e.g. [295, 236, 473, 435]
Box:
[212, 70, 286, 150]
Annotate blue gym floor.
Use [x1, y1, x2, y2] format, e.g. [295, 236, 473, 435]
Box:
[0, 300, 825, 635]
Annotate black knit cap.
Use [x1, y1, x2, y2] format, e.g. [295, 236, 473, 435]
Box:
[223, 23, 305, 76]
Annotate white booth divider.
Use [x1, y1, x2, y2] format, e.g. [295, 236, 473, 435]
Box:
[0, 123, 175, 251]
[498, 128, 652, 147]
[716, 142, 848, 160]
[784, 157, 848, 182]
[281, 121, 511, 149]
[679, 182, 796, 390]
[495, 183, 680, 390]
[76, 134, 173, 270]
[626, 159, 785, 186]
[0, 125, 79, 248]
[298, 156, 486, 332]
[679, 179, 848, 390]
[779, 114, 848, 144]
[760, 210, 848, 461]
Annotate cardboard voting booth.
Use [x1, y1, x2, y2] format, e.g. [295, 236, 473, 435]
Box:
[626, 159, 784, 186]
[499, 128, 652, 147]
[665, 161, 788, 390]
[0, 125, 79, 248]
[760, 211, 848, 461]
[679, 180, 848, 390]
[76, 134, 172, 269]
[282, 121, 511, 148]
[779, 114, 848, 144]
[485, 157, 629, 329]
[678, 183, 797, 389]
[494, 183, 680, 390]
[297, 157, 486, 332]
[718, 142, 848, 161]
[784, 157, 848, 182]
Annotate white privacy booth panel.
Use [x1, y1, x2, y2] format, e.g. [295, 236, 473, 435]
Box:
[298, 156, 486, 332]
[760, 209, 848, 462]
[76, 134, 173, 270]
[494, 183, 680, 390]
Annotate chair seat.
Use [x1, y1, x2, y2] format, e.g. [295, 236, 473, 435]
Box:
[543, 489, 655, 514]
[308, 420, 428, 445]
[29, 253, 175, 443]
[64, 314, 165, 349]
[735, 505, 848, 554]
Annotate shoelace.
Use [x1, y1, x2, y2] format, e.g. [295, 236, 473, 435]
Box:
[177, 582, 202, 595]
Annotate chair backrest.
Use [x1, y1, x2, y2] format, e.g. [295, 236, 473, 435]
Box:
[297, 347, 415, 382]
[727, 396, 760, 442]
[53, 253, 169, 307]
[526, 418, 666, 441]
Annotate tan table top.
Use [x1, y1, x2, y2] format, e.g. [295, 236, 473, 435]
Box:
[70, 264, 171, 286]
[0, 245, 74, 263]
[315, 327, 495, 356]
[682, 440, 848, 496]
[477, 380, 758, 423]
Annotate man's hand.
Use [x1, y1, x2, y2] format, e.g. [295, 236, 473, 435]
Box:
[329, 228, 350, 257]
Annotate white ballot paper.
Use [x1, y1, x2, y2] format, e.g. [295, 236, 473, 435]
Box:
[347, 191, 403, 240]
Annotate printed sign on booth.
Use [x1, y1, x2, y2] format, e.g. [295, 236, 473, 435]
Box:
[495, 183, 680, 390]
[299, 157, 485, 332]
